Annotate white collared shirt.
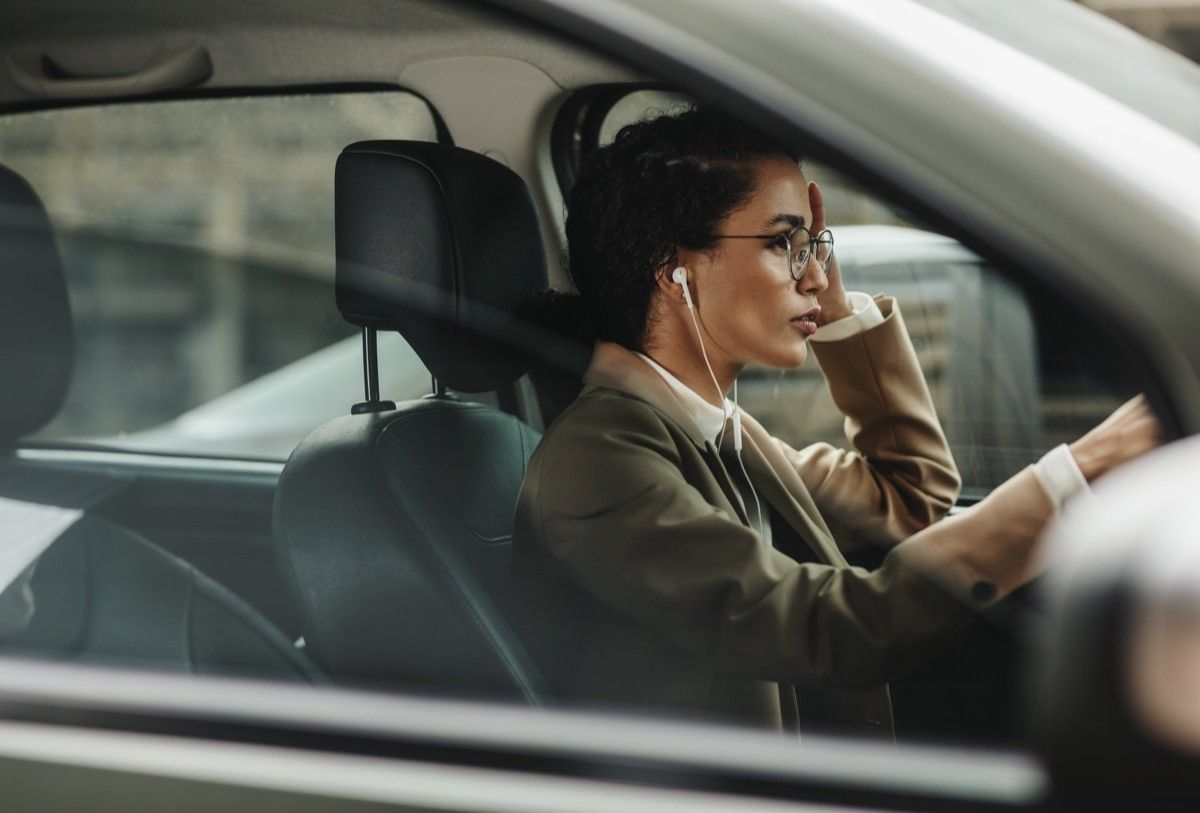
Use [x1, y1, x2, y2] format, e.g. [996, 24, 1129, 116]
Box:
[634, 353, 734, 445]
[634, 291, 884, 446]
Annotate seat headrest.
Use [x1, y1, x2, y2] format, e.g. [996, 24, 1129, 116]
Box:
[335, 141, 548, 393]
[0, 165, 71, 447]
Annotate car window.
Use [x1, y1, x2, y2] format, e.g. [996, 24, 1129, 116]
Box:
[592, 92, 1139, 497]
[0, 90, 466, 460]
[596, 89, 692, 146]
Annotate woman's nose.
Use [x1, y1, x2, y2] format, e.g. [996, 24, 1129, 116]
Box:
[797, 252, 828, 296]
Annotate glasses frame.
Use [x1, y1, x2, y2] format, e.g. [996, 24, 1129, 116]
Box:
[709, 225, 834, 282]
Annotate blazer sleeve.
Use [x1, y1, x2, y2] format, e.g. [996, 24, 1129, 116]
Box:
[520, 392, 975, 690]
[784, 296, 961, 547]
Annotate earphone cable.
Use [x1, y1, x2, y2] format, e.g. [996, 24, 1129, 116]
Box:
[733, 379, 766, 540]
[686, 294, 732, 449]
[684, 284, 765, 540]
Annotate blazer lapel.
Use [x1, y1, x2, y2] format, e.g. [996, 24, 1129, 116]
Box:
[581, 341, 707, 447]
[704, 436, 753, 527]
[731, 413, 846, 567]
[581, 341, 842, 564]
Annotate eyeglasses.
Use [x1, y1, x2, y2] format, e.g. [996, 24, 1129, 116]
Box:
[709, 225, 834, 282]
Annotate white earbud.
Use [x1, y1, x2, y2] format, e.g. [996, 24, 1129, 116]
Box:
[672, 266, 694, 310]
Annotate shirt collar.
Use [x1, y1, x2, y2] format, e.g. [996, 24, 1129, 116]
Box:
[633, 352, 734, 445]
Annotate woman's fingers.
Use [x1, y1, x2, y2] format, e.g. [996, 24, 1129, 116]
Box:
[808, 180, 825, 232]
[1069, 395, 1163, 481]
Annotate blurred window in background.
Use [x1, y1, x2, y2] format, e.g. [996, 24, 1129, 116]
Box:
[909, 0, 1200, 146]
[0, 91, 441, 460]
[1088, 0, 1200, 63]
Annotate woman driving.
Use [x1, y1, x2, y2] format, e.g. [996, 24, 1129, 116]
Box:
[513, 106, 1159, 738]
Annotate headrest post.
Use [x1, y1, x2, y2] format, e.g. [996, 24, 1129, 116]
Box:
[433, 376, 448, 398]
[350, 327, 396, 415]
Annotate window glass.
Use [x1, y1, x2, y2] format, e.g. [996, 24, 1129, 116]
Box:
[597, 89, 692, 146]
[595, 93, 1138, 496]
[0, 91, 442, 460]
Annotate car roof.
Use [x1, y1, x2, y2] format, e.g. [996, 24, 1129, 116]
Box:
[0, 0, 640, 109]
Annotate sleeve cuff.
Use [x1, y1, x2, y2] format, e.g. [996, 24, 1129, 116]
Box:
[1032, 444, 1093, 514]
[810, 291, 885, 342]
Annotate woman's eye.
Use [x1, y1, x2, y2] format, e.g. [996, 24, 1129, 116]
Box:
[769, 235, 790, 252]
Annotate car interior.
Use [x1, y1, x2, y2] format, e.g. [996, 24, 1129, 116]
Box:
[0, 163, 320, 682]
[0, 0, 1153, 750]
[276, 139, 553, 701]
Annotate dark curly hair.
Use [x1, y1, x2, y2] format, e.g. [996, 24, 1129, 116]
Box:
[541, 106, 795, 352]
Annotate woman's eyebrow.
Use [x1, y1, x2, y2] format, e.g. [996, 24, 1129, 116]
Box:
[763, 213, 804, 230]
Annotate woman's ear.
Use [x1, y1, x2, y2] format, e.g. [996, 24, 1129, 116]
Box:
[653, 263, 681, 297]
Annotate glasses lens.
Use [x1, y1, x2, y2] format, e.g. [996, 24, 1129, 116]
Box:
[814, 230, 834, 270]
[789, 248, 810, 280]
[787, 228, 836, 279]
[787, 229, 810, 281]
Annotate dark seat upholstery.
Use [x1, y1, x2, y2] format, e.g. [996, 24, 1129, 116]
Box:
[274, 141, 553, 702]
[0, 164, 320, 682]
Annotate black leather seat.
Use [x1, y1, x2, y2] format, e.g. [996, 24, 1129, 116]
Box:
[0, 164, 321, 682]
[274, 141, 552, 702]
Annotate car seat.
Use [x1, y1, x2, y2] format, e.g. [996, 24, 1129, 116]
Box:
[273, 141, 559, 702]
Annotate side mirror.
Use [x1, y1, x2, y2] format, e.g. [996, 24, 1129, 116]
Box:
[1036, 435, 1200, 810]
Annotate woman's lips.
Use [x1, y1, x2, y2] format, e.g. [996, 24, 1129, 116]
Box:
[790, 307, 821, 337]
[790, 317, 818, 337]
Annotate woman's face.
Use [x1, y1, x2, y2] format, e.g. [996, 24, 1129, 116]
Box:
[681, 155, 828, 370]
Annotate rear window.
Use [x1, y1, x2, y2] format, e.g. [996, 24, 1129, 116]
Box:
[0, 90, 440, 459]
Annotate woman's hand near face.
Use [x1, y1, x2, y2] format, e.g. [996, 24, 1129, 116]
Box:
[807, 181, 853, 325]
[1069, 395, 1162, 482]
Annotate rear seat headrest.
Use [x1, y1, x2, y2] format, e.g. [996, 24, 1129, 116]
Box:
[335, 141, 548, 394]
[0, 165, 71, 447]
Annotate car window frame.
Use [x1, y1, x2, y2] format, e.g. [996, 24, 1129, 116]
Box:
[0, 657, 1050, 812]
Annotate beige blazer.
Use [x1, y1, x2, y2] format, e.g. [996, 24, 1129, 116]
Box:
[513, 296, 1052, 737]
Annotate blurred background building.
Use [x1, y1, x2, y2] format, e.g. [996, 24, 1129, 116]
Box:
[1086, 0, 1200, 61]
